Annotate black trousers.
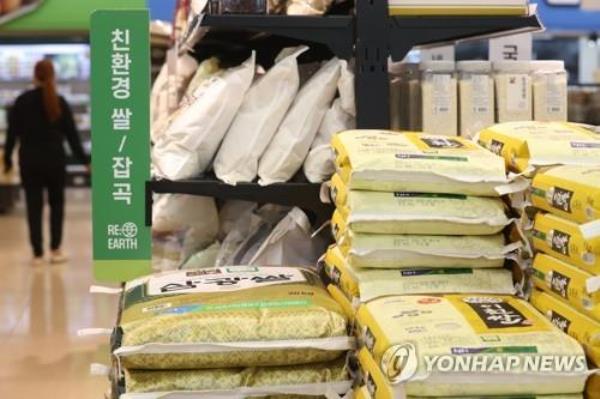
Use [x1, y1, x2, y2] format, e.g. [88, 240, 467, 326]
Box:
[20, 164, 66, 257]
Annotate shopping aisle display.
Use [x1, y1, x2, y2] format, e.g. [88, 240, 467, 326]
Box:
[88, 1, 600, 398]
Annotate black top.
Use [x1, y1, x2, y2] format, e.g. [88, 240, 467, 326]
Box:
[4, 88, 89, 171]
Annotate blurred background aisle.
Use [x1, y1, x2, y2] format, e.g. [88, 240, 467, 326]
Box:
[0, 190, 116, 399]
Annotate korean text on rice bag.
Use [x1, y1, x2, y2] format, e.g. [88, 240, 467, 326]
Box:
[114, 267, 352, 370]
[324, 245, 515, 304]
[531, 213, 600, 275]
[531, 289, 600, 366]
[531, 165, 600, 224]
[331, 181, 510, 237]
[331, 130, 510, 196]
[355, 294, 588, 397]
[338, 229, 514, 269]
[532, 254, 600, 322]
[477, 121, 600, 173]
[122, 358, 351, 397]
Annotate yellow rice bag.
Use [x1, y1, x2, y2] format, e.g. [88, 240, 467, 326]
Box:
[123, 358, 350, 397]
[331, 130, 511, 196]
[530, 289, 600, 366]
[477, 121, 600, 173]
[355, 294, 587, 397]
[531, 213, 600, 275]
[331, 181, 510, 237]
[338, 229, 514, 269]
[531, 165, 600, 224]
[115, 267, 352, 370]
[532, 254, 600, 322]
[324, 245, 515, 304]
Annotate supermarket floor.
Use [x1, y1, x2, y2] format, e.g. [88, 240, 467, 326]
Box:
[0, 189, 116, 398]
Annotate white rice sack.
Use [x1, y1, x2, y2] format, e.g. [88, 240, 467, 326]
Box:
[258, 58, 341, 185]
[304, 99, 355, 183]
[338, 59, 356, 116]
[249, 207, 329, 267]
[218, 200, 257, 240]
[214, 47, 308, 185]
[152, 194, 219, 248]
[152, 53, 255, 180]
[150, 54, 198, 143]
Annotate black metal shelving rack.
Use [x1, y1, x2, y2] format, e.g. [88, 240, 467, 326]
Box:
[146, 1, 543, 225]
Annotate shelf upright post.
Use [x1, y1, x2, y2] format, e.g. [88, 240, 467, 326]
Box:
[355, 0, 390, 129]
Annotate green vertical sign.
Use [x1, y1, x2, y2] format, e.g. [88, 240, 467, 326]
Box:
[91, 9, 151, 282]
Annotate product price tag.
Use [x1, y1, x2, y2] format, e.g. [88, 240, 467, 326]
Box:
[91, 10, 151, 282]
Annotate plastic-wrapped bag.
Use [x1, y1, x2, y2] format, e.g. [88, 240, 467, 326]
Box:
[248, 207, 330, 267]
[214, 47, 308, 185]
[258, 58, 341, 185]
[218, 200, 257, 240]
[152, 53, 255, 180]
[304, 99, 355, 183]
[180, 242, 221, 269]
[287, 0, 334, 15]
[215, 204, 289, 266]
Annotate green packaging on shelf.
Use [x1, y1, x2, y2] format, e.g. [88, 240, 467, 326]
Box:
[114, 267, 353, 370]
[122, 357, 350, 397]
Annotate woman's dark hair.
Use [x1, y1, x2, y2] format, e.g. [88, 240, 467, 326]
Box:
[34, 59, 62, 122]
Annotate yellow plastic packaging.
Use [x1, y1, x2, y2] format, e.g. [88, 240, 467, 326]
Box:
[532, 254, 600, 322]
[338, 228, 511, 269]
[331, 175, 510, 237]
[355, 294, 587, 397]
[531, 165, 600, 224]
[331, 130, 511, 196]
[115, 267, 351, 370]
[531, 213, 600, 275]
[530, 289, 600, 366]
[477, 121, 600, 173]
[324, 245, 515, 304]
[123, 357, 350, 396]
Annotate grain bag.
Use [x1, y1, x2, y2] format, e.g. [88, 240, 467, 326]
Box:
[532, 213, 600, 275]
[338, 229, 516, 269]
[531, 289, 600, 366]
[477, 121, 600, 174]
[114, 267, 352, 370]
[355, 294, 588, 397]
[304, 99, 355, 183]
[121, 358, 351, 397]
[331, 176, 510, 237]
[531, 165, 600, 224]
[532, 254, 600, 322]
[331, 130, 513, 196]
[258, 58, 341, 185]
[152, 53, 255, 180]
[214, 47, 308, 185]
[324, 245, 515, 304]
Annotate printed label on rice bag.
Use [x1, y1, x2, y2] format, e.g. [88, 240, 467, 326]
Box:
[548, 310, 572, 333]
[551, 230, 572, 256]
[463, 297, 531, 329]
[549, 270, 571, 299]
[551, 187, 574, 213]
[147, 267, 306, 296]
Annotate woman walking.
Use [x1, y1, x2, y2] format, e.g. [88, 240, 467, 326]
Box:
[3, 59, 89, 265]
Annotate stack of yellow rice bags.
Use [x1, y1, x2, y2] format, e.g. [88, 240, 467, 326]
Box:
[326, 130, 589, 398]
[111, 267, 354, 398]
[528, 167, 600, 388]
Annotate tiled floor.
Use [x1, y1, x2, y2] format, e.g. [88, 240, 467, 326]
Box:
[0, 189, 117, 398]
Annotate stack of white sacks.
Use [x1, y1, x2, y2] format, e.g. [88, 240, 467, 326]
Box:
[151, 46, 355, 186]
[322, 129, 591, 398]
